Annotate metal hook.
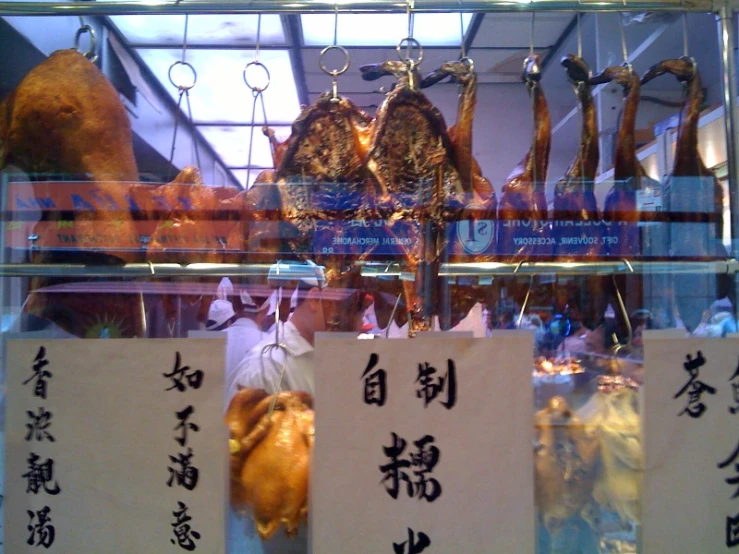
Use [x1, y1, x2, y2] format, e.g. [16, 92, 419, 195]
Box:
[168, 61, 197, 91]
[243, 60, 271, 93]
[319, 45, 350, 100]
[458, 0, 466, 59]
[517, 276, 535, 328]
[618, 11, 629, 65]
[73, 24, 98, 63]
[611, 274, 634, 352]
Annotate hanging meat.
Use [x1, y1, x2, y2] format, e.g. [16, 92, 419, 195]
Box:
[552, 55, 601, 260]
[497, 54, 551, 261]
[227, 388, 314, 540]
[641, 56, 726, 329]
[534, 395, 601, 536]
[360, 59, 475, 334]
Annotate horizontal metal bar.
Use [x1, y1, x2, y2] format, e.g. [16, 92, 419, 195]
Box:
[0, 259, 733, 278]
[130, 43, 547, 51]
[0, 0, 718, 17]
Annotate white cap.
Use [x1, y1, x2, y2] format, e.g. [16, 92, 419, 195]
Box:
[206, 299, 235, 330]
[216, 277, 234, 300]
[604, 304, 616, 319]
[239, 289, 271, 314]
[267, 261, 326, 290]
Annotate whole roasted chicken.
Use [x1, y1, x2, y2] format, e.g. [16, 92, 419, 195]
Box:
[552, 55, 601, 260]
[226, 388, 314, 540]
[497, 54, 551, 261]
[534, 395, 601, 536]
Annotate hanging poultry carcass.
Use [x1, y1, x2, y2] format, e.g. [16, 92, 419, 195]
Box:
[552, 54, 602, 261]
[497, 54, 552, 261]
[641, 56, 727, 330]
[360, 59, 483, 334]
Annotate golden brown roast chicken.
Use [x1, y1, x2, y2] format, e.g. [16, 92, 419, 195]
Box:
[534, 395, 601, 536]
[226, 388, 314, 540]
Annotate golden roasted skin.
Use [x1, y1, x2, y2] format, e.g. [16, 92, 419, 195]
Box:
[227, 390, 314, 540]
[0, 50, 138, 181]
[534, 396, 601, 536]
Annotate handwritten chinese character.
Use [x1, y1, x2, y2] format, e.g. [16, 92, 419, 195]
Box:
[416, 360, 457, 410]
[674, 351, 715, 418]
[730, 360, 739, 415]
[379, 433, 412, 500]
[174, 406, 200, 447]
[170, 501, 201, 551]
[409, 435, 442, 502]
[362, 353, 387, 407]
[167, 448, 199, 491]
[164, 352, 204, 392]
[23, 346, 52, 400]
[26, 506, 55, 547]
[22, 453, 61, 495]
[727, 512, 739, 548]
[393, 528, 431, 554]
[25, 407, 55, 442]
[718, 439, 739, 499]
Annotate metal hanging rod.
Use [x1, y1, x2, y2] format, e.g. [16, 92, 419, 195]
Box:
[0, 0, 718, 16]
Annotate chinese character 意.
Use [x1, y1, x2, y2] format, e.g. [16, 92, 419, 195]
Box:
[22, 453, 61, 495]
[164, 352, 204, 392]
[167, 447, 200, 491]
[379, 433, 442, 502]
[25, 407, 55, 442]
[174, 405, 200, 447]
[674, 351, 715, 418]
[171, 501, 201, 551]
[393, 527, 431, 554]
[416, 359, 457, 410]
[727, 512, 739, 548]
[730, 360, 739, 415]
[362, 353, 387, 407]
[409, 435, 442, 502]
[23, 346, 52, 400]
[718, 439, 739, 499]
[26, 506, 55, 548]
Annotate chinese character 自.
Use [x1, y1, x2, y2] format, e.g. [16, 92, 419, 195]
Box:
[726, 512, 739, 548]
[718, 439, 739, 499]
[26, 506, 55, 548]
[167, 447, 200, 491]
[674, 351, 715, 418]
[409, 435, 442, 502]
[23, 346, 52, 400]
[729, 360, 739, 415]
[416, 359, 457, 410]
[174, 405, 200, 447]
[164, 352, 204, 392]
[25, 407, 55, 442]
[393, 527, 431, 554]
[362, 353, 387, 407]
[22, 453, 61, 495]
[171, 501, 201, 551]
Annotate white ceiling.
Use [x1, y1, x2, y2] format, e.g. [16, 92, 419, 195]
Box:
[108, 12, 576, 188]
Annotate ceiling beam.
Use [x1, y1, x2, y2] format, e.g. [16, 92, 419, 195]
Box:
[283, 14, 310, 107]
[463, 13, 484, 54]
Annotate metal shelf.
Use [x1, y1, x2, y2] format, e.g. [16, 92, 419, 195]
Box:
[0, 259, 734, 278]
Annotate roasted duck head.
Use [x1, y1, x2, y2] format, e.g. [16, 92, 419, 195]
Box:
[534, 395, 601, 536]
[227, 389, 314, 540]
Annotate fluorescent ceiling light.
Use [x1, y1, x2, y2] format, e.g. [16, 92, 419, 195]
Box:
[197, 125, 292, 168]
[136, 49, 301, 124]
[110, 14, 285, 45]
[301, 13, 473, 47]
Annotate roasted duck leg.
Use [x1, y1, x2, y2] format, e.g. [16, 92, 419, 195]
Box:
[553, 55, 601, 261]
[497, 54, 551, 261]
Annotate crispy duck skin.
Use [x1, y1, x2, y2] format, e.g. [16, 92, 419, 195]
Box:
[497, 55, 551, 261]
[227, 390, 314, 540]
[553, 55, 601, 260]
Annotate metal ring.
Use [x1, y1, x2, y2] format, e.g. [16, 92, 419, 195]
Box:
[396, 36, 423, 66]
[319, 45, 350, 77]
[243, 60, 271, 93]
[73, 25, 98, 63]
[168, 60, 197, 91]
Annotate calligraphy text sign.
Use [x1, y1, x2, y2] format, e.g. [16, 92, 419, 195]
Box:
[642, 334, 739, 553]
[312, 333, 535, 554]
[5, 339, 227, 553]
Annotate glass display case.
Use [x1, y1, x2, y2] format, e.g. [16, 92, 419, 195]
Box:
[1, 1, 738, 552]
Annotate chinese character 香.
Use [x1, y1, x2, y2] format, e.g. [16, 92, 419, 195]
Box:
[23, 346, 52, 400]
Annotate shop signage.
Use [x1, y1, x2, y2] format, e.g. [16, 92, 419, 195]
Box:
[642, 333, 739, 553]
[4, 339, 227, 553]
[312, 333, 535, 553]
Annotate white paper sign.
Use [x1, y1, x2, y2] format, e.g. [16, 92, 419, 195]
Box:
[5, 339, 227, 553]
[312, 332, 535, 554]
[642, 335, 739, 553]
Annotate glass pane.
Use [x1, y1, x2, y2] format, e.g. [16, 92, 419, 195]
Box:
[197, 125, 291, 168]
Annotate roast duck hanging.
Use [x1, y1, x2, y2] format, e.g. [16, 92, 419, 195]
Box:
[497, 54, 551, 261]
